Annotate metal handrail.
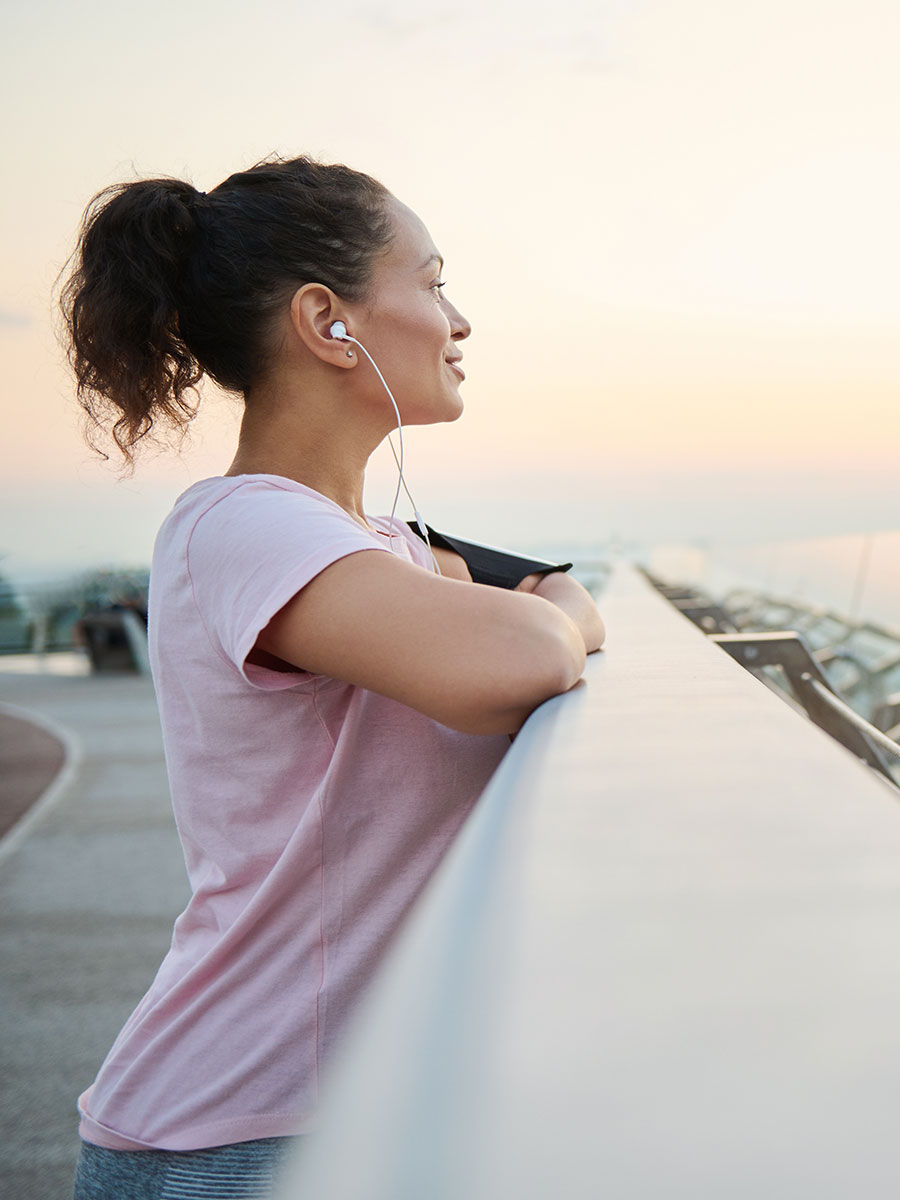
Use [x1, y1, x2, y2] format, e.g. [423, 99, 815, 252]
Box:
[644, 571, 900, 780]
[709, 631, 897, 783]
[801, 673, 900, 762]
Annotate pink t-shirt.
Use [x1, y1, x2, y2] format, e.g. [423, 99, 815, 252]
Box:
[78, 474, 509, 1151]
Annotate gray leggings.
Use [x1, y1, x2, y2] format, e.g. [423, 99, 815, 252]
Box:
[73, 1136, 301, 1200]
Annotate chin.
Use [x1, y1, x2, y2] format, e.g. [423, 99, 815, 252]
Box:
[445, 387, 466, 422]
[407, 392, 465, 426]
[438, 400, 465, 426]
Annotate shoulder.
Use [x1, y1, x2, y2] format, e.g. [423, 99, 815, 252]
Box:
[153, 473, 387, 604]
[165, 475, 373, 555]
[153, 476, 391, 680]
[180, 474, 352, 523]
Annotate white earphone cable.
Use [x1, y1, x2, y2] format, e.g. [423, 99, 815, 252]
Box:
[342, 334, 441, 574]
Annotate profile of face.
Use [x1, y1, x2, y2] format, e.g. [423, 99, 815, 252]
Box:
[345, 197, 471, 427]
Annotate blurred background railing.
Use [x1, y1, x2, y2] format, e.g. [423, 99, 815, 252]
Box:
[0, 567, 149, 673]
[642, 569, 900, 789]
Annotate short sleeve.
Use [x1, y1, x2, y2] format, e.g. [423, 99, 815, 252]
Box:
[186, 481, 386, 689]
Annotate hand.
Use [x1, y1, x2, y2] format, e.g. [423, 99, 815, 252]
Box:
[430, 545, 472, 582]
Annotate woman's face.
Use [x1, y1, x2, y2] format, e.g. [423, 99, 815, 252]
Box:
[348, 197, 471, 427]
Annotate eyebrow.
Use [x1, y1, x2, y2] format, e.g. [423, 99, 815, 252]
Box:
[420, 253, 444, 271]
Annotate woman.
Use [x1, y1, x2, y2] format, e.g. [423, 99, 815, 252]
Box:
[62, 155, 605, 1199]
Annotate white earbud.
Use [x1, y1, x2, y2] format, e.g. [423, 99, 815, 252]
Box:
[329, 321, 348, 340]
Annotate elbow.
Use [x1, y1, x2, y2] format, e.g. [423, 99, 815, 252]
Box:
[448, 620, 586, 736]
[510, 612, 587, 716]
[504, 613, 585, 707]
[547, 620, 587, 691]
[592, 614, 606, 653]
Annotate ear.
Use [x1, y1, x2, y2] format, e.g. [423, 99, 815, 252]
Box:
[289, 284, 356, 369]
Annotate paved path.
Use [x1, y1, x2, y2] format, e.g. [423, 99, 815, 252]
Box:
[0, 669, 189, 1199]
[0, 711, 66, 838]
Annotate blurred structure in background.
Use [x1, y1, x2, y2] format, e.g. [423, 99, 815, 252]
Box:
[0, 566, 149, 674]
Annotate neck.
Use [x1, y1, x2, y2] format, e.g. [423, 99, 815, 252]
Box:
[225, 374, 386, 528]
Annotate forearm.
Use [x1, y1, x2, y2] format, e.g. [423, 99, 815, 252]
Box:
[520, 572, 606, 653]
[431, 545, 604, 654]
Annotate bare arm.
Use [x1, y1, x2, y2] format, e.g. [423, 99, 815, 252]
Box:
[516, 571, 606, 653]
[256, 550, 586, 736]
[433, 546, 604, 652]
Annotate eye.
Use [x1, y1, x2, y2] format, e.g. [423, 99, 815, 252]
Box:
[431, 280, 446, 299]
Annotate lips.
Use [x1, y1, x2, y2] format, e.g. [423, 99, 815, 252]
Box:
[445, 356, 465, 380]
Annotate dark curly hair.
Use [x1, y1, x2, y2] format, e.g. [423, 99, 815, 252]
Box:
[59, 156, 394, 465]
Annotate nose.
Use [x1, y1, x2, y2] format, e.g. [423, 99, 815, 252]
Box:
[445, 296, 471, 342]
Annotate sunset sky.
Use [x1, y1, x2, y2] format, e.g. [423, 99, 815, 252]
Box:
[2, 0, 898, 578]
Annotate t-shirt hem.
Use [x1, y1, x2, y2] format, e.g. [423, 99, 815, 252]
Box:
[78, 1103, 316, 1151]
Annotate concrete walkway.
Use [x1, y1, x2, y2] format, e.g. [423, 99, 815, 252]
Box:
[0, 710, 67, 839]
[0, 667, 189, 1199]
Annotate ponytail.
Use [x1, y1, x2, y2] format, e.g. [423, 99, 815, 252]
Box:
[60, 157, 393, 467]
[60, 178, 205, 465]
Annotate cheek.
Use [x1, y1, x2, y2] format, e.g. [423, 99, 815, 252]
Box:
[384, 301, 441, 346]
[394, 314, 449, 371]
[371, 294, 450, 371]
